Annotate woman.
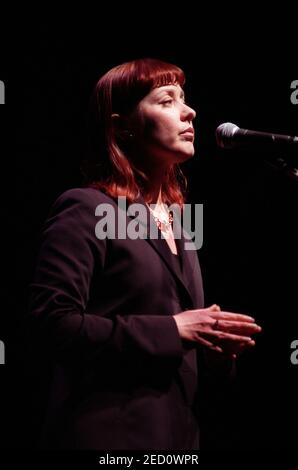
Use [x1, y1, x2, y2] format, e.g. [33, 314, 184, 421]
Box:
[29, 58, 261, 450]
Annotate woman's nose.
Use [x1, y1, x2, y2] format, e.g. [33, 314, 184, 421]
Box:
[182, 103, 196, 121]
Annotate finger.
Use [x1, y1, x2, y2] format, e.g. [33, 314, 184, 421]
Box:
[211, 312, 257, 323]
[206, 331, 254, 344]
[213, 320, 262, 335]
[221, 340, 255, 355]
[231, 340, 256, 352]
[223, 353, 237, 359]
[195, 336, 223, 353]
[208, 304, 221, 311]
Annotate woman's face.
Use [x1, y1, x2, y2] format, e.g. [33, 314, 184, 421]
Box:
[129, 84, 196, 167]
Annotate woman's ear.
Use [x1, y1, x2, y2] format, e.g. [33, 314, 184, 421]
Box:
[111, 114, 133, 140]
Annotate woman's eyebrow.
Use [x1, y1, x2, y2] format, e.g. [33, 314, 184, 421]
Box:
[155, 87, 185, 100]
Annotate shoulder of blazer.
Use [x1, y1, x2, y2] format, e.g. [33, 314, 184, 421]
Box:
[53, 187, 116, 208]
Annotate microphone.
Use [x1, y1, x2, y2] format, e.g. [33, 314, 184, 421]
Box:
[216, 122, 298, 149]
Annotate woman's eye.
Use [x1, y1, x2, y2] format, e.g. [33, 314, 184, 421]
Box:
[161, 99, 173, 105]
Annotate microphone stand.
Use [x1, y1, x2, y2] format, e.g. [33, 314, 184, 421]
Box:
[264, 151, 298, 183]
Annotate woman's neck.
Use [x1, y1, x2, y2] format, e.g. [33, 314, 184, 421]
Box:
[145, 187, 164, 208]
[144, 172, 168, 207]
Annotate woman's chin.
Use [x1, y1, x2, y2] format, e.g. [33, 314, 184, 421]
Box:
[174, 150, 195, 163]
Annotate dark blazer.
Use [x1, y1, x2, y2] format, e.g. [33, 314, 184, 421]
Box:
[28, 187, 207, 450]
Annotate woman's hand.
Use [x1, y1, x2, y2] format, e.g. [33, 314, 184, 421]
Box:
[173, 304, 262, 357]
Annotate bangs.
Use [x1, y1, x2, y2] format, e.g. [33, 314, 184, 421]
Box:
[97, 58, 186, 116]
[137, 59, 185, 89]
[113, 59, 185, 113]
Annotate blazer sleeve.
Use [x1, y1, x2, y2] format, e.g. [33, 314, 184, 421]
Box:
[28, 189, 183, 365]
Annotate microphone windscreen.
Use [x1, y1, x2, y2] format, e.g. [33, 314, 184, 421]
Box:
[216, 122, 240, 148]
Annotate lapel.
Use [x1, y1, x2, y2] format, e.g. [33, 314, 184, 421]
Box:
[124, 195, 196, 308]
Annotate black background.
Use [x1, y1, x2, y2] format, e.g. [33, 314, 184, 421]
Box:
[0, 14, 297, 451]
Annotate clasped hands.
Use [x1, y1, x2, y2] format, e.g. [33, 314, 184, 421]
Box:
[173, 304, 262, 358]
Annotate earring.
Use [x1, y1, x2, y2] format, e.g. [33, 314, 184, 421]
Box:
[123, 130, 134, 139]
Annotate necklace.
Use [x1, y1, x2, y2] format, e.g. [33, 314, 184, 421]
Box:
[147, 204, 173, 232]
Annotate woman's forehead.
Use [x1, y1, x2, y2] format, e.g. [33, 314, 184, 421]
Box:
[155, 83, 183, 92]
[150, 84, 184, 98]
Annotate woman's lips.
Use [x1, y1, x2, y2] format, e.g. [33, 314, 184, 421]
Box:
[180, 128, 195, 140]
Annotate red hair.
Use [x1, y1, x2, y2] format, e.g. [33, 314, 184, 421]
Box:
[82, 58, 188, 207]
